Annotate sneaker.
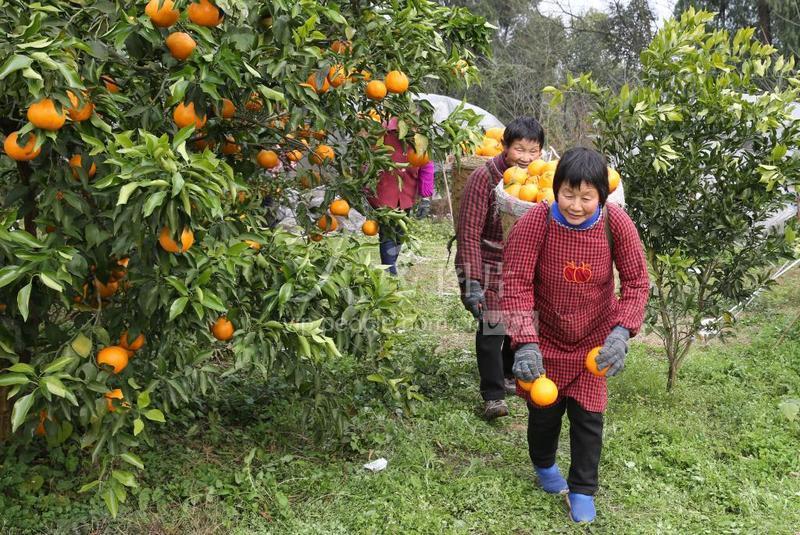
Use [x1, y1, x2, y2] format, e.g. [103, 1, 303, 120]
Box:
[534, 464, 569, 494]
[566, 492, 596, 523]
[483, 399, 509, 420]
[503, 377, 517, 395]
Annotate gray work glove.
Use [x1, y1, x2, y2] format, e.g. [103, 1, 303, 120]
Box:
[595, 326, 630, 377]
[512, 343, 545, 382]
[461, 279, 485, 320]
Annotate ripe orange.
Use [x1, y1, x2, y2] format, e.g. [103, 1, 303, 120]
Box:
[35, 410, 47, 436]
[517, 379, 534, 391]
[306, 72, 330, 94]
[362, 219, 379, 236]
[385, 70, 409, 94]
[120, 330, 145, 352]
[69, 155, 96, 179]
[329, 199, 350, 217]
[102, 75, 120, 93]
[286, 149, 303, 162]
[608, 167, 621, 193]
[193, 137, 215, 151]
[503, 166, 527, 185]
[211, 316, 234, 341]
[67, 91, 94, 122]
[27, 98, 66, 131]
[105, 388, 124, 412]
[310, 144, 335, 165]
[519, 183, 539, 202]
[539, 170, 555, 189]
[244, 239, 261, 250]
[536, 187, 555, 204]
[4, 132, 41, 161]
[187, 0, 222, 27]
[527, 159, 547, 176]
[504, 183, 521, 198]
[544, 160, 559, 174]
[145, 0, 179, 27]
[365, 80, 387, 100]
[407, 149, 430, 167]
[257, 149, 279, 169]
[94, 279, 119, 298]
[530, 376, 558, 406]
[327, 65, 347, 87]
[309, 233, 323, 242]
[317, 214, 338, 232]
[158, 226, 195, 253]
[166, 32, 197, 60]
[221, 136, 240, 155]
[173, 102, 207, 129]
[585, 346, 607, 376]
[485, 127, 505, 142]
[220, 98, 235, 118]
[96, 346, 130, 374]
[330, 40, 351, 54]
[245, 92, 263, 111]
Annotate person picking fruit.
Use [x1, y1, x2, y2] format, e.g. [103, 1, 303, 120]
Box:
[501, 147, 649, 523]
[455, 117, 545, 420]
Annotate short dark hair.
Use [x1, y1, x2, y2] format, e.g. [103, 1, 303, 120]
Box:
[553, 147, 609, 205]
[502, 117, 545, 149]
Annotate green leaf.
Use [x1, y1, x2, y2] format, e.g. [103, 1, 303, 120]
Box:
[112, 470, 138, 488]
[42, 356, 76, 374]
[168, 297, 189, 321]
[142, 191, 167, 217]
[199, 290, 226, 312]
[120, 452, 145, 470]
[38, 272, 63, 292]
[137, 391, 150, 409]
[144, 409, 166, 423]
[133, 418, 144, 436]
[6, 363, 35, 375]
[78, 480, 101, 493]
[0, 55, 33, 79]
[40, 376, 68, 398]
[102, 486, 119, 518]
[17, 280, 32, 322]
[6, 230, 42, 248]
[0, 266, 21, 288]
[117, 182, 140, 205]
[0, 373, 30, 386]
[10, 392, 35, 433]
[71, 333, 92, 358]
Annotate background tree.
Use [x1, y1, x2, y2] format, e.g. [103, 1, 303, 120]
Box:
[0, 0, 491, 516]
[547, 8, 800, 389]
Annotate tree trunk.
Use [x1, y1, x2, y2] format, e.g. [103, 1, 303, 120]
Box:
[667, 356, 680, 391]
[757, 0, 772, 44]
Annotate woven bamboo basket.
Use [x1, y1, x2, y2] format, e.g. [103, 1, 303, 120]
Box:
[450, 155, 491, 230]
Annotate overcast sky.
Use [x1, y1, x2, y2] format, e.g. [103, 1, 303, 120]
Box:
[539, 0, 678, 27]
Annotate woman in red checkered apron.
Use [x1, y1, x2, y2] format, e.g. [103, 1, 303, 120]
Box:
[502, 147, 649, 523]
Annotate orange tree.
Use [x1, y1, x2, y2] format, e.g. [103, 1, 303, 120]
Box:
[0, 0, 491, 515]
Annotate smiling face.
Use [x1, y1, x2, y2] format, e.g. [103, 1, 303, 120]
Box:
[557, 181, 600, 225]
[503, 138, 541, 169]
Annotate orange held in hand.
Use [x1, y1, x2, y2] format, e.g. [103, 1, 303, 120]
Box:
[530, 376, 558, 406]
[585, 346, 606, 376]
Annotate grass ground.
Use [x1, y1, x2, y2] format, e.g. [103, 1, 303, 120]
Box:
[2, 219, 799, 534]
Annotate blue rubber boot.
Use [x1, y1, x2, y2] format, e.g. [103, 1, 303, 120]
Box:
[566, 492, 596, 523]
[534, 464, 568, 494]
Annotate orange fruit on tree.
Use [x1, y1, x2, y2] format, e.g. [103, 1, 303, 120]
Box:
[193, 137, 215, 151]
[608, 167, 621, 193]
[407, 149, 430, 167]
[101, 75, 120, 93]
[257, 149, 279, 169]
[4, 132, 41, 161]
[585, 346, 607, 377]
[27, 98, 66, 131]
[245, 92, 263, 111]
[519, 183, 539, 202]
[286, 149, 303, 162]
[105, 389, 124, 412]
[330, 40, 351, 54]
[69, 155, 96, 179]
[94, 279, 119, 298]
[310, 144, 335, 165]
[96, 346, 130, 374]
[327, 65, 347, 87]
[173, 101, 207, 129]
[306, 72, 330, 94]
[385, 70, 409, 94]
[221, 136, 240, 155]
[309, 233, 323, 242]
[317, 214, 338, 232]
[211, 316, 234, 341]
[158, 226, 195, 253]
[362, 219, 379, 236]
[120, 330, 145, 352]
[536, 187, 555, 204]
[503, 166, 527, 185]
[329, 198, 350, 217]
[485, 127, 505, 142]
[35, 410, 48, 436]
[365, 80, 387, 100]
[529, 376, 558, 406]
[527, 159, 547, 176]
[145, 0, 179, 27]
[166, 32, 197, 60]
[244, 239, 261, 250]
[220, 98, 235, 118]
[187, 0, 222, 27]
[66, 91, 94, 122]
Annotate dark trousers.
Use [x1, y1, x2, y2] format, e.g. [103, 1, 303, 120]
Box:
[527, 397, 604, 495]
[475, 324, 514, 401]
[378, 211, 408, 276]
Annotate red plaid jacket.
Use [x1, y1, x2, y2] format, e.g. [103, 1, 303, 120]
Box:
[455, 154, 507, 313]
[502, 202, 649, 412]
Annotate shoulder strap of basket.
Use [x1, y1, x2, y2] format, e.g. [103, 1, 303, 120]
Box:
[538, 204, 551, 260]
[603, 205, 614, 254]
